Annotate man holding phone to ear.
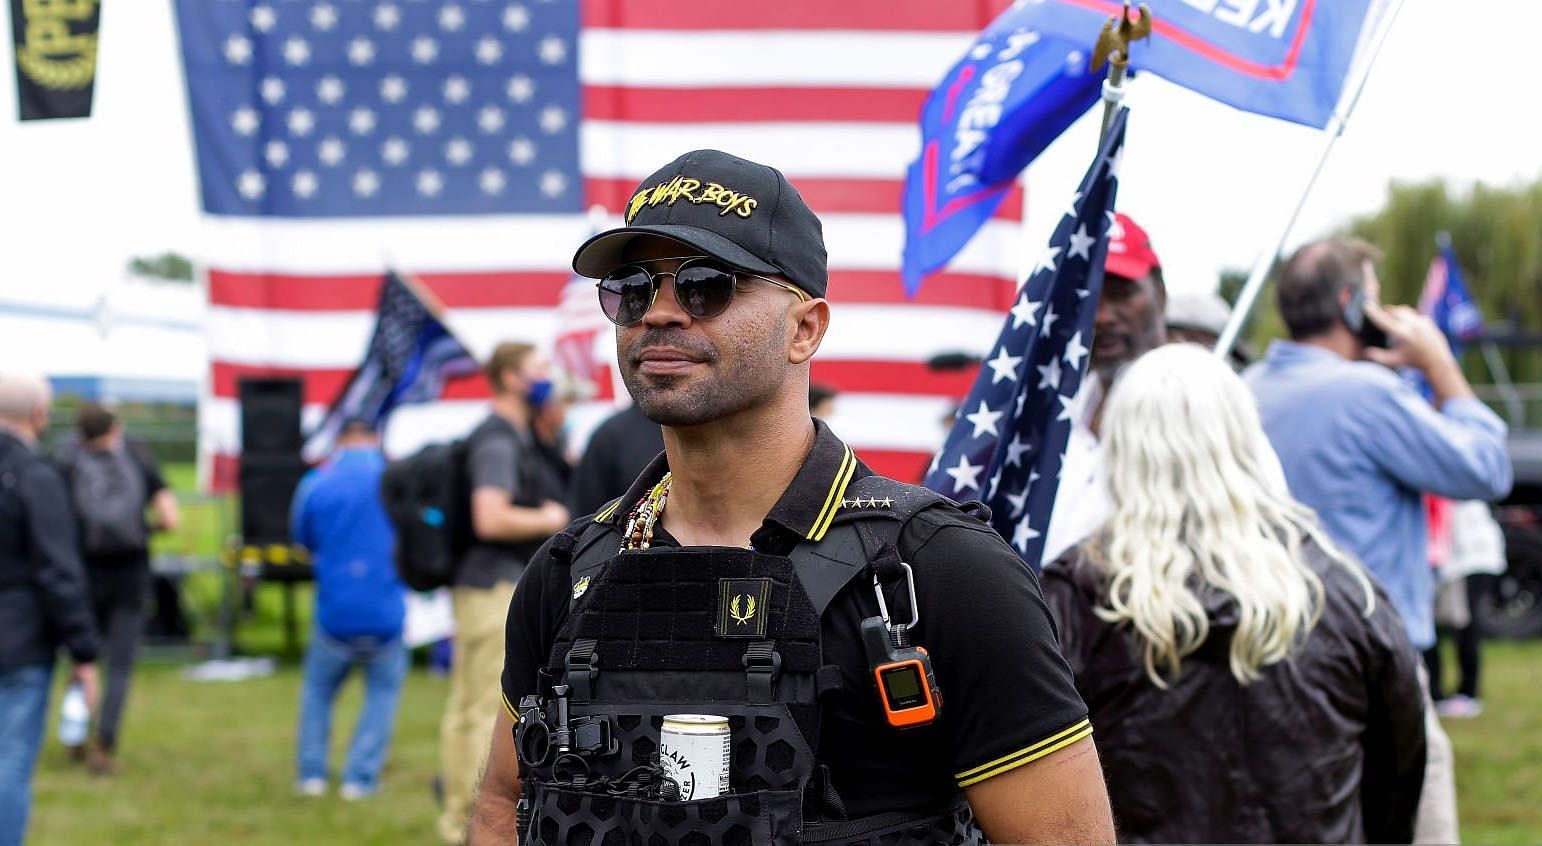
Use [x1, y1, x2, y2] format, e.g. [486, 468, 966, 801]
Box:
[1247, 237, 1512, 844]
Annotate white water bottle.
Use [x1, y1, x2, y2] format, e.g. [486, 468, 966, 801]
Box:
[57, 683, 89, 746]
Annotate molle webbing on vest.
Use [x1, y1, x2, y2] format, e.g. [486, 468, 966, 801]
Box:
[554, 547, 821, 677]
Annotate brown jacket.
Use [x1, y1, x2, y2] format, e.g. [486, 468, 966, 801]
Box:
[1042, 537, 1426, 844]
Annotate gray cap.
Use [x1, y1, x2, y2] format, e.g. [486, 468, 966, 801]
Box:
[1165, 291, 1233, 336]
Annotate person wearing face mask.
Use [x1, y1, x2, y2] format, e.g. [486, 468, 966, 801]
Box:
[437, 342, 572, 845]
[530, 377, 580, 496]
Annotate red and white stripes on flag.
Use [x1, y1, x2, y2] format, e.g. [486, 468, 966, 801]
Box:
[198, 0, 1023, 490]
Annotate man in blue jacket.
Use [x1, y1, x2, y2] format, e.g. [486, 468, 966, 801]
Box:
[1248, 237, 1512, 843]
[291, 418, 407, 800]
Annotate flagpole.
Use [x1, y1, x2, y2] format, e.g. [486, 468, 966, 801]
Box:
[1212, 0, 1408, 359]
[1092, 2, 1150, 146]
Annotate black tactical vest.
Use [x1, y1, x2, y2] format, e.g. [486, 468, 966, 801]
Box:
[516, 475, 989, 846]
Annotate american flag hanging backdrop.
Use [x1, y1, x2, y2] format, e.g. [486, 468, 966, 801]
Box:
[175, 0, 1024, 491]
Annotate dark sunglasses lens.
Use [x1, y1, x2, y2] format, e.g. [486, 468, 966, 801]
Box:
[674, 262, 737, 319]
[599, 267, 654, 325]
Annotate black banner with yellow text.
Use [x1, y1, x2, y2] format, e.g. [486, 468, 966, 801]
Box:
[11, 0, 100, 120]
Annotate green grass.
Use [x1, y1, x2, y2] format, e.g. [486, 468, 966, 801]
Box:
[26, 640, 1542, 844]
[32, 661, 450, 845]
[1444, 639, 1542, 845]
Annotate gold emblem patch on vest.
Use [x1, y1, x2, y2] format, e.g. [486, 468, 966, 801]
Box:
[715, 578, 771, 638]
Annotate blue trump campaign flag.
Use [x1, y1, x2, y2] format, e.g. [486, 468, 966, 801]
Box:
[923, 107, 1126, 571]
[307, 272, 476, 457]
[901, 20, 1102, 295]
[1027, 0, 1380, 129]
[1420, 242, 1484, 345]
[902, 0, 1382, 295]
[1410, 240, 1483, 399]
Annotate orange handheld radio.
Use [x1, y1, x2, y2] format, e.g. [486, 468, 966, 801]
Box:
[863, 561, 942, 729]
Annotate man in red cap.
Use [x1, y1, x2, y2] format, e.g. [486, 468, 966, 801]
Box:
[1042, 213, 1165, 563]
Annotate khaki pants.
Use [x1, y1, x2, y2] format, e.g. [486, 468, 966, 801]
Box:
[1416, 664, 1461, 844]
[437, 581, 516, 845]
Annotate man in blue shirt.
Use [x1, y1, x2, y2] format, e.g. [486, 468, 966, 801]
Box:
[1247, 237, 1512, 842]
[290, 418, 408, 800]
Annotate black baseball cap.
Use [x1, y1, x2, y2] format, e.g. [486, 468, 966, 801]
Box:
[571, 149, 829, 299]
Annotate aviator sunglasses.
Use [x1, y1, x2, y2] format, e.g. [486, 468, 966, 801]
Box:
[596, 256, 809, 327]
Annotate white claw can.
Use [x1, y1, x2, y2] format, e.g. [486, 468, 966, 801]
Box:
[659, 714, 731, 800]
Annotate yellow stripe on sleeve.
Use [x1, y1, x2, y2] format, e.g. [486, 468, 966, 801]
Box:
[954, 719, 1093, 787]
[501, 690, 519, 721]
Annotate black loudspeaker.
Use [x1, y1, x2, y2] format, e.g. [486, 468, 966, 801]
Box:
[238, 455, 307, 547]
[239, 377, 304, 455]
[237, 378, 306, 547]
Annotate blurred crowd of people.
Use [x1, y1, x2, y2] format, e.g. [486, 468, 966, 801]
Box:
[1, 384, 179, 844]
[0, 213, 1517, 846]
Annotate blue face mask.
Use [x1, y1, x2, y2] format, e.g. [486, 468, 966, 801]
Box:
[527, 379, 554, 409]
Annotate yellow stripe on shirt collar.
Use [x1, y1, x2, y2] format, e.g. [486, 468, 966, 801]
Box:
[807, 444, 856, 542]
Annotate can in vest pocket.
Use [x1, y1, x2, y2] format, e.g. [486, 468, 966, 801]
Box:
[658, 714, 731, 800]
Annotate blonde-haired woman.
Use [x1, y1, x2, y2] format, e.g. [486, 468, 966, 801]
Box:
[1043, 343, 1426, 844]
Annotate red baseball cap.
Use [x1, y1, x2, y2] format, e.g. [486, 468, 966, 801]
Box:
[1104, 213, 1161, 281]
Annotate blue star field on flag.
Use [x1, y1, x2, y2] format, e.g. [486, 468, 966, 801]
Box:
[923, 107, 1127, 571]
[175, 0, 581, 217]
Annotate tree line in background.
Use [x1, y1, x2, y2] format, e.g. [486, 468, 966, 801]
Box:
[1223, 174, 1542, 420]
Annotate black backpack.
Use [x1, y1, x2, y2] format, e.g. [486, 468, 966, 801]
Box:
[380, 438, 474, 591]
[67, 447, 148, 557]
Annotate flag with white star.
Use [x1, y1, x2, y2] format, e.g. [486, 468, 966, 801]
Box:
[176, 1, 1031, 492]
[178, 0, 578, 216]
[922, 107, 1126, 571]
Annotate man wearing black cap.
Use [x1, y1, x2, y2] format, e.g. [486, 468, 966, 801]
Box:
[467, 151, 1112, 845]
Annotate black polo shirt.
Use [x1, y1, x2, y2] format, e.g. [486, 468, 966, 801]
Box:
[501, 420, 1089, 814]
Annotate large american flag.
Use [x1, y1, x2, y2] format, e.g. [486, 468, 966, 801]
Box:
[175, 0, 1024, 490]
[923, 107, 1124, 570]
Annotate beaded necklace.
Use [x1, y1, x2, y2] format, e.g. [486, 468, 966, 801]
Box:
[620, 472, 673, 551]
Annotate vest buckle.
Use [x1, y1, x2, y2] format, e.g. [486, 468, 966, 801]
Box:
[742, 640, 782, 703]
[564, 638, 600, 702]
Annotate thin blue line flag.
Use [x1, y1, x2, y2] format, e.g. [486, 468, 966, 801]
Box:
[923, 107, 1127, 571]
[307, 272, 477, 457]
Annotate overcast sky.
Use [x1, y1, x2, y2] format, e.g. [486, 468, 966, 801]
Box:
[2, 0, 1538, 310]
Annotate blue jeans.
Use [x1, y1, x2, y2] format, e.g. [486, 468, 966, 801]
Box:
[0, 663, 53, 846]
[296, 629, 408, 790]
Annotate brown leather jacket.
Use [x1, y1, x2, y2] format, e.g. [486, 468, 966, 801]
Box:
[1042, 537, 1426, 844]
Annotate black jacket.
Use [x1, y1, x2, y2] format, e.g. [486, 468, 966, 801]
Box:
[0, 430, 98, 671]
[1043, 537, 1426, 844]
[566, 405, 663, 517]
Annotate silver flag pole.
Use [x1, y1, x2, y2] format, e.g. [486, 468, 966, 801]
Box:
[1213, 0, 1408, 360]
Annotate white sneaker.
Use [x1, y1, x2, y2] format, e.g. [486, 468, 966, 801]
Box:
[1436, 694, 1483, 719]
[339, 782, 376, 801]
[295, 778, 327, 797]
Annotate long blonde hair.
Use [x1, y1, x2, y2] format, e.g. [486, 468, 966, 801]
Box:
[1092, 344, 1372, 687]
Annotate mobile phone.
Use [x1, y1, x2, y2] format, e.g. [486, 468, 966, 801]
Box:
[1344, 287, 1390, 349]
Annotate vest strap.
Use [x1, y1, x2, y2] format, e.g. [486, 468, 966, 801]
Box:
[565, 638, 599, 702]
[741, 640, 782, 704]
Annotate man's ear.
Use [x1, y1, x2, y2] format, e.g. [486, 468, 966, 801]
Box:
[788, 298, 830, 366]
